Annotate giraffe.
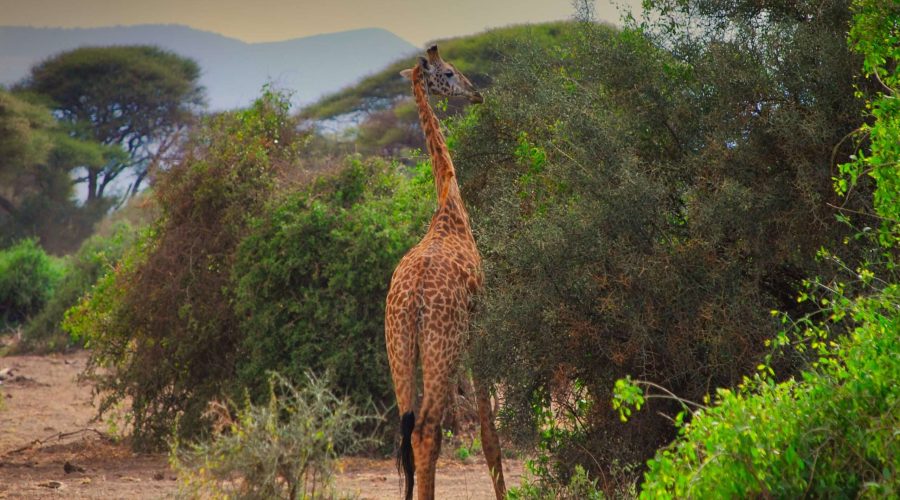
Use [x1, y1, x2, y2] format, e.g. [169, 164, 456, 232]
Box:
[385, 45, 506, 500]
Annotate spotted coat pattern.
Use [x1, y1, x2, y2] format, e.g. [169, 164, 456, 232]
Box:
[385, 50, 505, 500]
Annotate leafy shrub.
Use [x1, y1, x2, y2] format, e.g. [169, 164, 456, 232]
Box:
[20, 222, 138, 351]
[0, 89, 116, 255]
[617, 279, 899, 497]
[614, 1, 900, 495]
[65, 88, 304, 449]
[449, 0, 872, 487]
[232, 157, 433, 420]
[171, 372, 372, 499]
[509, 465, 608, 500]
[0, 239, 64, 328]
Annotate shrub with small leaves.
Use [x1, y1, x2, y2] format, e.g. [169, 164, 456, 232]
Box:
[20, 222, 138, 352]
[64, 88, 304, 449]
[232, 157, 433, 422]
[614, 1, 900, 496]
[509, 465, 607, 500]
[618, 281, 899, 497]
[171, 372, 373, 500]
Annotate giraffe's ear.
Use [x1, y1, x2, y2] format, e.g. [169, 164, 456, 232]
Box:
[399, 68, 414, 80]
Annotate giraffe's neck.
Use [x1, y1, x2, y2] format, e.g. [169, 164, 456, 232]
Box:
[411, 66, 462, 208]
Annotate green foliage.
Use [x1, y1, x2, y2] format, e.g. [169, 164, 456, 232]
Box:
[0, 90, 115, 253]
[64, 88, 302, 450]
[452, 436, 481, 462]
[455, 444, 471, 461]
[0, 90, 54, 174]
[171, 372, 371, 499]
[21, 45, 204, 200]
[0, 239, 64, 328]
[450, 0, 872, 488]
[232, 157, 433, 420]
[509, 465, 607, 500]
[20, 223, 138, 352]
[614, 1, 900, 496]
[839, 0, 900, 246]
[611, 377, 645, 423]
[627, 283, 899, 497]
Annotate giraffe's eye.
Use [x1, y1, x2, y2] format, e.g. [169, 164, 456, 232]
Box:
[444, 71, 454, 78]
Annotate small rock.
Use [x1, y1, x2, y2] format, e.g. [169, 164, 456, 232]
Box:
[152, 471, 165, 481]
[64, 461, 85, 474]
[37, 480, 63, 489]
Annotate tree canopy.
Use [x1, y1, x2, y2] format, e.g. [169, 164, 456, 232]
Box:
[22, 45, 205, 200]
[0, 90, 117, 252]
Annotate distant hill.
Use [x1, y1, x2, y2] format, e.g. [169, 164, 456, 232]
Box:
[301, 22, 577, 156]
[0, 24, 417, 110]
[302, 22, 576, 120]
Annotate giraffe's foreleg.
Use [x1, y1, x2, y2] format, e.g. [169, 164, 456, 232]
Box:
[475, 378, 507, 500]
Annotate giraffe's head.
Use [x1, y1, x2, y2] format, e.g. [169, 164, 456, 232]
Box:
[400, 45, 483, 104]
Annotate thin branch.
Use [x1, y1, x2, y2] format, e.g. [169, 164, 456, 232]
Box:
[637, 380, 709, 410]
[826, 203, 899, 223]
[0, 195, 18, 216]
[1, 428, 110, 456]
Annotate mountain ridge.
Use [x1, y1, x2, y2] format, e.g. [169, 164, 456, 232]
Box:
[0, 24, 418, 110]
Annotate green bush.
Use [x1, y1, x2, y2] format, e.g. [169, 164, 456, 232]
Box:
[20, 223, 138, 351]
[171, 372, 372, 499]
[620, 280, 899, 497]
[449, 0, 872, 487]
[0, 239, 64, 328]
[509, 465, 608, 500]
[64, 88, 304, 449]
[232, 157, 433, 417]
[613, 1, 900, 495]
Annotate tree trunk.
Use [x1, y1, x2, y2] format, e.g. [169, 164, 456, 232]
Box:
[0, 195, 18, 216]
[87, 168, 99, 202]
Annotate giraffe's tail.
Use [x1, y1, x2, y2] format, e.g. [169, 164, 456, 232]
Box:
[398, 411, 415, 500]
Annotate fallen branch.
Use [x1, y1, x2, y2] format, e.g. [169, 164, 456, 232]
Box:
[1, 428, 110, 456]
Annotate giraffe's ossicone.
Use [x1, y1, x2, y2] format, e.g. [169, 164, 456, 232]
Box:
[386, 45, 505, 500]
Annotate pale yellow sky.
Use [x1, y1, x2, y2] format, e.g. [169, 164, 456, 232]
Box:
[0, 0, 642, 45]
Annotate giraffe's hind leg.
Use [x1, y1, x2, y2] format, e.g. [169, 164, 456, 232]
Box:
[385, 296, 417, 416]
[385, 292, 418, 500]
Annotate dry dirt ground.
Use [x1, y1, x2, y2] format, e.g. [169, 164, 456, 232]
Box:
[0, 350, 522, 499]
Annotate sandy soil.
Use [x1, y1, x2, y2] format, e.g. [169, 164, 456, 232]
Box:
[0, 350, 521, 499]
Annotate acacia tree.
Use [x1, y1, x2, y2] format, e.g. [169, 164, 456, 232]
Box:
[22, 46, 205, 201]
[0, 90, 119, 252]
[0, 90, 54, 217]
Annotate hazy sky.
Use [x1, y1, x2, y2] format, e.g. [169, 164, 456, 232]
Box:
[0, 0, 642, 45]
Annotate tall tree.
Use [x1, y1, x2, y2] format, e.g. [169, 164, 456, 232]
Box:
[21, 46, 205, 201]
[0, 90, 119, 252]
[0, 90, 53, 216]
